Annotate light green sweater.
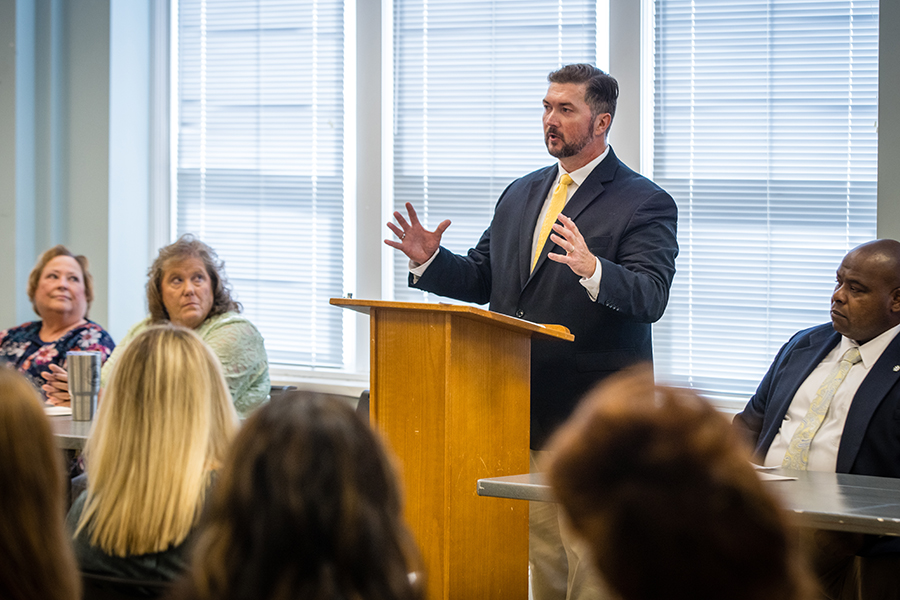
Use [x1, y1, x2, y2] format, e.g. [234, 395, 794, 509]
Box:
[100, 312, 270, 416]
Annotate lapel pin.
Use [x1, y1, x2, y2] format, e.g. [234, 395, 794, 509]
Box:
[894, 365, 900, 372]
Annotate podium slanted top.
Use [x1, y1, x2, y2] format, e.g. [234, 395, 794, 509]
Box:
[330, 298, 573, 342]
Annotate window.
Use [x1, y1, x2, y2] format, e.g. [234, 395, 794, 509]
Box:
[175, 0, 346, 368]
[170, 0, 878, 392]
[650, 0, 879, 402]
[390, 0, 599, 302]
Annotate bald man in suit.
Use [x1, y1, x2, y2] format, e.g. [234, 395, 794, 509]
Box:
[735, 239, 900, 600]
[386, 64, 678, 600]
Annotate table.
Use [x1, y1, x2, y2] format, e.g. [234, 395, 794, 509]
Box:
[477, 469, 900, 537]
[48, 415, 92, 450]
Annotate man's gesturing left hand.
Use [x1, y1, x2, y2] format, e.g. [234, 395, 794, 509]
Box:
[547, 214, 597, 278]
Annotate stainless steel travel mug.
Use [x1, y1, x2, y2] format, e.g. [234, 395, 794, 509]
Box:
[67, 351, 101, 421]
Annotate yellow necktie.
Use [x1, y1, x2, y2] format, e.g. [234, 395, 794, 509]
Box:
[532, 173, 574, 272]
[782, 346, 862, 470]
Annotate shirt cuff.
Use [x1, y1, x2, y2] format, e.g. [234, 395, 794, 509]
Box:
[409, 248, 440, 283]
[579, 257, 602, 301]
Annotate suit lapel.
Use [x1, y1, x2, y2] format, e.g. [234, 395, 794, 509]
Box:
[837, 334, 900, 472]
[558, 148, 617, 223]
[519, 168, 558, 289]
[526, 149, 619, 282]
[759, 328, 840, 452]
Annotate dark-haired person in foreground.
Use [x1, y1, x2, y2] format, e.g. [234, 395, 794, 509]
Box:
[0, 368, 81, 600]
[547, 368, 815, 600]
[171, 392, 422, 600]
[385, 63, 677, 600]
[734, 239, 900, 599]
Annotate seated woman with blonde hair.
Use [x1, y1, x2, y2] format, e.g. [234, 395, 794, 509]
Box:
[545, 368, 815, 600]
[0, 368, 81, 600]
[67, 325, 238, 582]
[171, 392, 422, 600]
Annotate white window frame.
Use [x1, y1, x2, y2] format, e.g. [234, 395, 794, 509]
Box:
[152, 0, 890, 403]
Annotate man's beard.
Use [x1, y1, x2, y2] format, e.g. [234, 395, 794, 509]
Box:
[545, 125, 594, 158]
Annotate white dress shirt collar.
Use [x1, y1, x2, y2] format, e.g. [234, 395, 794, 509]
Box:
[555, 145, 611, 187]
[839, 322, 900, 370]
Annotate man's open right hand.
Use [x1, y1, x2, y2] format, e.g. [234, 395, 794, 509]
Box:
[384, 202, 451, 266]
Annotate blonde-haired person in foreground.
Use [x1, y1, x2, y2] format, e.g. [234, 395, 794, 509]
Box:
[170, 392, 423, 600]
[0, 368, 81, 600]
[545, 368, 815, 600]
[67, 325, 239, 582]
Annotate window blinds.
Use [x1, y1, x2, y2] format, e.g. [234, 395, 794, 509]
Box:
[651, 0, 879, 400]
[176, 0, 345, 367]
[391, 0, 598, 302]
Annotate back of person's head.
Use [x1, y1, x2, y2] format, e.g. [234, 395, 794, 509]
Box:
[546, 368, 815, 600]
[174, 392, 422, 600]
[0, 368, 81, 600]
[77, 324, 238, 557]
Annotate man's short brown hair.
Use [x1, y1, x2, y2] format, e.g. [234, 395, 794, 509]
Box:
[548, 63, 618, 124]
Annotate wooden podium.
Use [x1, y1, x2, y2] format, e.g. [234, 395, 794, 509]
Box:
[331, 299, 573, 600]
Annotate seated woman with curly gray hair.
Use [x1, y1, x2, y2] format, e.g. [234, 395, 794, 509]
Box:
[545, 368, 815, 600]
[44, 234, 269, 416]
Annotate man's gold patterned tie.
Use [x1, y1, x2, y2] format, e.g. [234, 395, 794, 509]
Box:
[532, 174, 574, 272]
[782, 346, 862, 470]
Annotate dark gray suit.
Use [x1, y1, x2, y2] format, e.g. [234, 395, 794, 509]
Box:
[735, 322, 900, 555]
[412, 147, 679, 448]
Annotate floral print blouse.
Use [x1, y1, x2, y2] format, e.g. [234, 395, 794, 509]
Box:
[0, 320, 115, 396]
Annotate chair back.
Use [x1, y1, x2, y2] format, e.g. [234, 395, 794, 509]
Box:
[81, 571, 171, 600]
[268, 385, 298, 401]
[357, 389, 370, 419]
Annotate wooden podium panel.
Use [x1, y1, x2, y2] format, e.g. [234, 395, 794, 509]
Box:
[332, 299, 572, 600]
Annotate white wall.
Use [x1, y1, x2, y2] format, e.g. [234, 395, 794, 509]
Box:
[0, 0, 36, 326]
[608, 0, 641, 170]
[0, 0, 151, 340]
[108, 0, 151, 338]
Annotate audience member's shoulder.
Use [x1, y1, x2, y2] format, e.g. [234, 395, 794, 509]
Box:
[123, 316, 154, 339]
[83, 320, 109, 332]
[203, 311, 259, 333]
[788, 322, 836, 344]
[199, 313, 266, 354]
[66, 491, 87, 530]
[2, 321, 40, 335]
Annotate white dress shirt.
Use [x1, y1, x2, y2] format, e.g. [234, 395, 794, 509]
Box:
[763, 323, 900, 471]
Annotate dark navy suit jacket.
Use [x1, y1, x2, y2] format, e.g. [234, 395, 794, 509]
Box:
[412, 148, 678, 448]
[734, 323, 900, 555]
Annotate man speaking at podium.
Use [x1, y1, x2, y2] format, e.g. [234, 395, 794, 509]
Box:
[385, 64, 678, 600]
